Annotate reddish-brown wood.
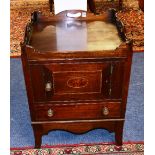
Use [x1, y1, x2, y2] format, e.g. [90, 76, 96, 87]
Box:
[49, 0, 53, 12]
[49, 0, 97, 14]
[21, 10, 133, 148]
[87, 0, 97, 14]
[138, 0, 144, 11]
[49, 0, 123, 13]
[115, 121, 124, 146]
[32, 120, 117, 148]
[34, 102, 121, 121]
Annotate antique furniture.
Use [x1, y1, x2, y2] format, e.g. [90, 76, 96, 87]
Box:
[138, 0, 144, 11]
[21, 9, 133, 148]
[49, 0, 96, 13]
[49, 0, 123, 14]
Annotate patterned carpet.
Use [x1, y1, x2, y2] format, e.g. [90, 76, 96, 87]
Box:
[10, 143, 144, 155]
[10, 0, 144, 57]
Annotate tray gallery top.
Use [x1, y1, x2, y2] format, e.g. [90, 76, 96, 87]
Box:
[22, 10, 132, 61]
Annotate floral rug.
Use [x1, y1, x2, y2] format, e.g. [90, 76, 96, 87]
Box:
[10, 0, 144, 57]
[10, 142, 144, 155]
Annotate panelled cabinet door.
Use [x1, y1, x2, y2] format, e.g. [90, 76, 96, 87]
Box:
[29, 61, 124, 103]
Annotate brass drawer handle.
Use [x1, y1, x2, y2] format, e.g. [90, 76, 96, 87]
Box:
[47, 109, 54, 117]
[45, 82, 52, 92]
[102, 107, 109, 116]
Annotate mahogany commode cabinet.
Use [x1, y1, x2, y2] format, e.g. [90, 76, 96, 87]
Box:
[21, 10, 133, 148]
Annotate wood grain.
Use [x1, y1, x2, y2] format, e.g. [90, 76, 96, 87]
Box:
[21, 10, 133, 148]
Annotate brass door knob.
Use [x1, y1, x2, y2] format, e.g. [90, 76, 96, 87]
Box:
[47, 109, 54, 117]
[45, 82, 52, 92]
[102, 107, 109, 116]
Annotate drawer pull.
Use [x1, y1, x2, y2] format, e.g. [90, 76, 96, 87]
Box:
[102, 107, 109, 116]
[47, 109, 54, 117]
[45, 82, 52, 92]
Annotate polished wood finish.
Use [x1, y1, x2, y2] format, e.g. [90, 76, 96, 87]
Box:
[119, 0, 123, 10]
[34, 102, 121, 121]
[49, 0, 53, 12]
[21, 10, 133, 148]
[49, 0, 123, 14]
[49, 0, 97, 14]
[32, 120, 118, 148]
[138, 0, 144, 11]
[87, 0, 96, 14]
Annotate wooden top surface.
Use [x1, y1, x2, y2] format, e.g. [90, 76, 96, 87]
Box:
[22, 11, 132, 61]
[28, 11, 125, 53]
[30, 20, 122, 52]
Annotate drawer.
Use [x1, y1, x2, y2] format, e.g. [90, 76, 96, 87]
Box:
[29, 62, 124, 103]
[34, 102, 121, 121]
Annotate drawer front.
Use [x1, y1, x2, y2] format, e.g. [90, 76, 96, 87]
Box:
[34, 102, 121, 121]
[30, 62, 124, 103]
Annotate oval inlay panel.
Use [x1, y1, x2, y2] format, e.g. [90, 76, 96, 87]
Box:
[67, 77, 88, 88]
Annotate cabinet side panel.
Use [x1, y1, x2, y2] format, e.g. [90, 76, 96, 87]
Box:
[21, 46, 35, 120]
[111, 61, 125, 99]
[121, 52, 133, 117]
